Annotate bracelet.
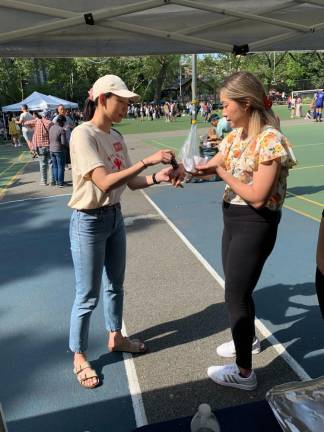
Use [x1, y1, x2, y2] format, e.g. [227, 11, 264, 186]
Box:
[152, 173, 160, 184]
[140, 159, 147, 168]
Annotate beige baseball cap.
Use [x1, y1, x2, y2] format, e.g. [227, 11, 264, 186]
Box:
[91, 74, 139, 101]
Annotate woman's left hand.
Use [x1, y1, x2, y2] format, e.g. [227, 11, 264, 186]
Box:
[193, 161, 218, 176]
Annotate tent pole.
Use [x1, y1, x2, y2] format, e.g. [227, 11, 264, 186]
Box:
[191, 53, 197, 125]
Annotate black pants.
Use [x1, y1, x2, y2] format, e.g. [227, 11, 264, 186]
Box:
[222, 202, 281, 369]
[316, 268, 324, 319]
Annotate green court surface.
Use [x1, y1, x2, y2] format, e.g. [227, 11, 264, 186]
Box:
[144, 122, 324, 222]
[114, 105, 302, 135]
[0, 147, 30, 196]
[115, 114, 208, 135]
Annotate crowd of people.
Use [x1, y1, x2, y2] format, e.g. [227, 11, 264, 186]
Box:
[127, 102, 181, 121]
[126, 100, 217, 122]
[0, 104, 82, 187]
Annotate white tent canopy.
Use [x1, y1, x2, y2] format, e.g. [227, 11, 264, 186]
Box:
[0, 1, 324, 57]
[2, 91, 78, 112]
[46, 95, 79, 109]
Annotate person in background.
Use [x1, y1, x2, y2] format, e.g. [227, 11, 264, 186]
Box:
[290, 95, 296, 118]
[206, 113, 221, 146]
[53, 105, 74, 169]
[215, 114, 232, 140]
[49, 114, 67, 187]
[68, 74, 175, 389]
[295, 94, 303, 118]
[315, 211, 324, 318]
[8, 113, 21, 147]
[205, 113, 232, 150]
[314, 89, 324, 122]
[23, 111, 53, 185]
[16, 104, 35, 156]
[172, 71, 296, 391]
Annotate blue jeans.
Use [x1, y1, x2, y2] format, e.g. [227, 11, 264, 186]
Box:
[50, 151, 65, 185]
[69, 204, 126, 353]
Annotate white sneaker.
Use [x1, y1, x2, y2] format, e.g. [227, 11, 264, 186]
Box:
[207, 363, 257, 391]
[216, 337, 261, 358]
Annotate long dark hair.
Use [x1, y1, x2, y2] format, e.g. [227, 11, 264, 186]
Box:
[83, 93, 111, 121]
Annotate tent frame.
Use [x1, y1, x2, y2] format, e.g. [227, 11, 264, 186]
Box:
[1, 0, 324, 55]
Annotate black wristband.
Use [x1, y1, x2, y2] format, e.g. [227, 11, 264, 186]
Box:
[152, 173, 160, 184]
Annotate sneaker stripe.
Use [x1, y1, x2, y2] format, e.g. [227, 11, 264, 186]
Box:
[224, 374, 238, 384]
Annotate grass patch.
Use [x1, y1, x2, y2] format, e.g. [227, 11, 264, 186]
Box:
[113, 105, 304, 136]
[114, 114, 210, 135]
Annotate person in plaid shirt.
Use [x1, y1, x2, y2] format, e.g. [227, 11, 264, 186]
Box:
[23, 111, 54, 185]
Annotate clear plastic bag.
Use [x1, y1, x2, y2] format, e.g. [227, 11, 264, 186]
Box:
[180, 124, 208, 173]
[266, 376, 324, 432]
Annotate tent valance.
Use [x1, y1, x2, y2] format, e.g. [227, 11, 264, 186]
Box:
[0, 1, 324, 57]
[2, 91, 78, 112]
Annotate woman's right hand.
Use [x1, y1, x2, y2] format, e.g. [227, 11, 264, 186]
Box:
[143, 149, 175, 166]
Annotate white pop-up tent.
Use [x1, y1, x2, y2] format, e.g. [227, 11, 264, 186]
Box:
[0, 1, 324, 57]
[2, 91, 78, 112]
[47, 95, 79, 109]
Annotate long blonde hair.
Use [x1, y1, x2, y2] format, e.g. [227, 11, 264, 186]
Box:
[220, 72, 280, 138]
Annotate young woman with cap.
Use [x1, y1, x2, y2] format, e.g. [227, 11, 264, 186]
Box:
[68, 74, 175, 389]
[172, 72, 296, 391]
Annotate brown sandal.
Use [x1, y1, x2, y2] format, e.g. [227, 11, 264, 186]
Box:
[73, 361, 99, 389]
[108, 337, 147, 354]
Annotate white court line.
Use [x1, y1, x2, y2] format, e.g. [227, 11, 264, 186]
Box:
[142, 190, 311, 382]
[122, 322, 148, 428]
[294, 142, 323, 149]
[0, 194, 71, 206]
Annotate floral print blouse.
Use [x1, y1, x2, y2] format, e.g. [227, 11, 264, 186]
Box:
[219, 126, 296, 210]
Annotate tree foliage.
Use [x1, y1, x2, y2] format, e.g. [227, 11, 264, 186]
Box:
[0, 52, 323, 107]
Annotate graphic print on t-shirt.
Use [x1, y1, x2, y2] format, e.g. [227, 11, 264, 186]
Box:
[113, 141, 123, 152]
[107, 140, 125, 171]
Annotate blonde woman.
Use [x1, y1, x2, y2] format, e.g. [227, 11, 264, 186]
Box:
[174, 72, 296, 390]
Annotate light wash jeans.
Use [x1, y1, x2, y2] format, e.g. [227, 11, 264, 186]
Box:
[69, 204, 126, 353]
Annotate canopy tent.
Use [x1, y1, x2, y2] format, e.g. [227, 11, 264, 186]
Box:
[0, 1, 324, 57]
[46, 95, 78, 109]
[1, 91, 78, 112]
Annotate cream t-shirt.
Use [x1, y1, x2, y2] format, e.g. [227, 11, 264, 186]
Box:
[68, 121, 132, 210]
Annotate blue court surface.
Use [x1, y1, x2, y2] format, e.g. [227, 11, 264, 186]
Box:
[1, 177, 324, 432]
[0, 195, 136, 432]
